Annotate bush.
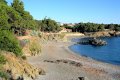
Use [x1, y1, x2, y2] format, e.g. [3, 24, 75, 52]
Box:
[0, 71, 9, 80]
[29, 41, 41, 56]
[0, 30, 22, 56]
[58, 33, 65, 39]
[0, 54, 6, 65]
[21, 55, 27, 60]
[0, 54, 8, 79]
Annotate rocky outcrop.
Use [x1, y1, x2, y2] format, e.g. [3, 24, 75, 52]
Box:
[89, 38, 107, 46]
[78, 38, 107, 46]
[109, 31, 120, 37]
[1, 51, 44, 80]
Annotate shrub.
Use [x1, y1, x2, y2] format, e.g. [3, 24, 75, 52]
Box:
[0, 30, 22, 56]
[0, 54, 6, 65]
[0, 71, 9, 80]
[30, 30, 38, 36]
[0, 54, 8, 79]
[29, 41, 41, 56]
[21, 55, 27, 60]
[59, 33, 65, 39]
[38, 32, 42, 38]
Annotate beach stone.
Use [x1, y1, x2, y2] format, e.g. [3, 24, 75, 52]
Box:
[69, 61, 76, 65]
[78, 77, 84, 80]
[75, 63, 82, 67]
[62, 60, 68, 63]
[77, 77, 89, 80]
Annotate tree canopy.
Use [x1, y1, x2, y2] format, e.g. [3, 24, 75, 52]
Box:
[63, 22, 120, 33]
[0, 0, 38, 35]
[36, 18, 61, 32]
[11, 0, 24, 15]
[0, 0, 7, 4]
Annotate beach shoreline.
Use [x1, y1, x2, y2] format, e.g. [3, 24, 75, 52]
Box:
[28, 35, 120, 80]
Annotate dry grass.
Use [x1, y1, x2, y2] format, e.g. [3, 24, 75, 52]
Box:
[29, 40, 41, 56]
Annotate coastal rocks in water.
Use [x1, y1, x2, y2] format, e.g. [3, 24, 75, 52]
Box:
[89, 38, 107, 46]
[78, 38, 107, 46]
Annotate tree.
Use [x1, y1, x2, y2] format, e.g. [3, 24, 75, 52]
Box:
[35, 20, 42, 30]
[72, 22, 105, 33]
[0, 0, 7, 4]
[109, 24, 115, 30]
[98, 24, 104, 31]
[11, 0, 38, 34]
[11, 0, 24, 15]
[21, 11, 33, 20]
[63, 24, 73, 29]
[0, 9, 10, 30]
[39, 18, 61, 32]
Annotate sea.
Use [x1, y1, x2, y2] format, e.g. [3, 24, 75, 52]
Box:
[69, 37, 120, 66]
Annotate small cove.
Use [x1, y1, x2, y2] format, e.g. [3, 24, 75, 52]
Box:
[69, 37, 120, 66]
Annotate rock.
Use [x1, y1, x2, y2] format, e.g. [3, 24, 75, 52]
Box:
[56, 60, 61, 63]
[89, 38, 107, 46]
[78, 77, 84, 80]
[62, 60, 68, 63]
[109, 32, 120, 37]
[75, 63, 82, 67]
[78, 37, 107, 46]
[69, 61, 76, 65]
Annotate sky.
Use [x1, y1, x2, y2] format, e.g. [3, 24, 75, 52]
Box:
[6, 0, 120, 24]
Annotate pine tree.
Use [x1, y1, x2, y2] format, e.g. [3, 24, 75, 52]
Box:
[11, 0, 24, 14]
[0, 0, 7, 4]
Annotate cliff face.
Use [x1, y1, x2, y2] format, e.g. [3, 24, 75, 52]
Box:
[2, 51, 43, 80]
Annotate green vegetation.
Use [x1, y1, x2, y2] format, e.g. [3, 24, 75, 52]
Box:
[0, 0, 61, 36]
[21, 55, 27, 60]
[0, 71, 9, 80]
[72, 23, 104, 32]
[104, 24, 120, 31]
[0, 0, 7, 4]
[64, 23, 120, 33]
[0, 54, 7, 64]
[0, 30, 22, 56]
[0, 54, 8, 80]
[63, 24, 73, 29]
[0, 0, 37, 36]
[36, 18, 61, 32]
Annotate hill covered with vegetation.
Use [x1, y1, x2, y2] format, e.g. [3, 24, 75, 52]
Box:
[64, 22, 120, 33]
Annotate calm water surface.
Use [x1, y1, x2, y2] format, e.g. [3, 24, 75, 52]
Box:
[70, 37, 120, 65]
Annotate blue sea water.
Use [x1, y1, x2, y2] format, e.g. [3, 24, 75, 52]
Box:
[69, 37, 120, 65]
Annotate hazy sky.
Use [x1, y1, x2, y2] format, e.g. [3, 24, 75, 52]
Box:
[6, 0, 120, 24]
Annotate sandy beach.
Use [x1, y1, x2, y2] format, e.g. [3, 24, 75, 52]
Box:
[28, 36, 120, 80]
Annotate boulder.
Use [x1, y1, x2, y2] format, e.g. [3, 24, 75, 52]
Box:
[78, 37, 107, 46]
[89, 38, 107, 46]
